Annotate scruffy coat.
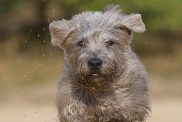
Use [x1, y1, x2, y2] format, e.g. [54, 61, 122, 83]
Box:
[50, 5, 150, 122]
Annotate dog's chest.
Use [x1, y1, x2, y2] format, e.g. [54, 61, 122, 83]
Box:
[62, 98, 126, 122]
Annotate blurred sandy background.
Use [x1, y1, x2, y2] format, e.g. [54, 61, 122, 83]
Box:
[0, 0, 182, 122]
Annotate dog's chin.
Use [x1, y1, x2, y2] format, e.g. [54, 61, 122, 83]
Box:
[79, 69, 115, 83]
[78, 71, 102, 81]
[88, 72, 103, 82]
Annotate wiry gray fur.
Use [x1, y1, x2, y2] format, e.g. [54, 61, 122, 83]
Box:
[49, 4, 150, 122]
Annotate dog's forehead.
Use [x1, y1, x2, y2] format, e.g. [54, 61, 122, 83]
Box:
[71, 12, 123, 40]
[72, 12, 122, 30]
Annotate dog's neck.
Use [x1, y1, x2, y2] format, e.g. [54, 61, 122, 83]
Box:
[62, 65, 115, 106]
[71, 79, 115, 106]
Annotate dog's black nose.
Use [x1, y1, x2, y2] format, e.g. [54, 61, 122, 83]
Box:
[88, 58, 102, 68]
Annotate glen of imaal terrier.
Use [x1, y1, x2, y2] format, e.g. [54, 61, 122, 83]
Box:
[50, 4, 150, 122]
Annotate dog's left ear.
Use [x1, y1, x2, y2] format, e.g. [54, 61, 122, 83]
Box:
[117, 14, 146, 33]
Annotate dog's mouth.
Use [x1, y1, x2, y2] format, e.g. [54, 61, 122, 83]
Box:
[90, 73, 100, 79]
[76, 69, 115, 88]
[92, 73, 98, 77]
[90, 70, 102, 79]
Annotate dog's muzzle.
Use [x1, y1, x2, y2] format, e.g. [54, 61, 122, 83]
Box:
[87, 58, 102, 78]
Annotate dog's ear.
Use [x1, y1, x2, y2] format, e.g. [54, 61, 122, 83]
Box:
[49, 20, 76, 49]
[119, 14, 145, 33]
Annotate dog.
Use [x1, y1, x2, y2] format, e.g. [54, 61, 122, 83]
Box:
[49, 4, 150, 122]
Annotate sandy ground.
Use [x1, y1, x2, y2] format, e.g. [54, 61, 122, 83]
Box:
[0, 98, 182, 122]
[1, 50, 182, 122]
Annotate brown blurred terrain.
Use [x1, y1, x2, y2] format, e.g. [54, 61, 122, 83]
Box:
[0, 0, 182, 122]
[0, 53, 182, 122]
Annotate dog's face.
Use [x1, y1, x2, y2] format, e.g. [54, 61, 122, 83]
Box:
[50, 9, 145, 85]
[64, 27, 125, 82]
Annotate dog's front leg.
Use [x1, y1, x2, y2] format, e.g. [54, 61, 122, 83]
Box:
[61, 103, 98, 122]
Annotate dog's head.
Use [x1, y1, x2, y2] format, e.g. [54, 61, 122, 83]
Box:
[49, 5, 145, 85]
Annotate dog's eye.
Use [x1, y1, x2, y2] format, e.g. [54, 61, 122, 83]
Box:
[77, 40, 85, 47]
[105, 40, 114, 47]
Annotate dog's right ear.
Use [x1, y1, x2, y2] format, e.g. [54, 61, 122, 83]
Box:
[49, 20, 76, 49]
